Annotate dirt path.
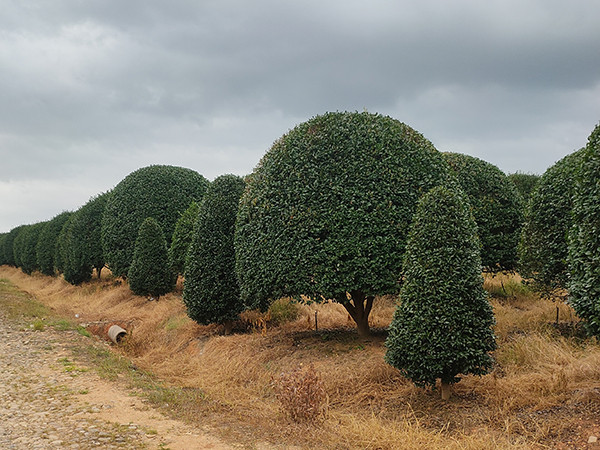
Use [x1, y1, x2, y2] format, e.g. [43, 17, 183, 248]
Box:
[0, 310, 231, 449]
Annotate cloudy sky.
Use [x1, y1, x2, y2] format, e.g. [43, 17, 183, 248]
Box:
[1, 0, 599, 233]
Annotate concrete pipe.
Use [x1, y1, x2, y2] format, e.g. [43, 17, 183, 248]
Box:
[107, 324, 127, 344]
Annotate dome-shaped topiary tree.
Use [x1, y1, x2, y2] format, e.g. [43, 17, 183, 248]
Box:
[101, 165, 209, 278]
[169, 201, 200, 277]
[385, 185, 496, 400]
[36, 211, 73, 276]
[568, 123, 600, 336]
[443, 152, 524, 273]
[235, 111, 453, 337]
[128, 217, 175, 299]
[519, 148, 585, 298]
[183, 175, 246, 333]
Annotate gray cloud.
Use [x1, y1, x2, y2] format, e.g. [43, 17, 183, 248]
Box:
[1, 0, 599, 232]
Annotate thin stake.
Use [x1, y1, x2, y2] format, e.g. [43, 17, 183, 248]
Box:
[315, 311, 318, 332]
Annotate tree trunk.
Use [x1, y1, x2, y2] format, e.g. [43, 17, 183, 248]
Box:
[341, 290, 374, 338]
[223, 320, 233, 335]
[441, 381, 452, 401]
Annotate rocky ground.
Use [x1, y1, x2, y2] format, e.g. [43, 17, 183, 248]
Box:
[0, 309, 229, 449]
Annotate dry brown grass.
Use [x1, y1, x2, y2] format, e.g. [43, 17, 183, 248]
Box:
[2, 266, 600, 449]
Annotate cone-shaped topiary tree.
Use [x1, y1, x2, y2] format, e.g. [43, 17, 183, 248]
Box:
[102, 165, 209, 278]
[235, 111, 453, 337]
[519, 148, 585, 299]
[128, 217, 175, 299]
[169, 201, 200, 277]
[184, 175, 246, 333]
[443, 152, 523, 273]
[36, 211, 73, 276]
[385, 185, 496, 400]
[568, 123, 600, 336]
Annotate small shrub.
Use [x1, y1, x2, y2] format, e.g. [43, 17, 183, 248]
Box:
[272, 364, 328, 423]
[268, 298, 300, 325]
[128, 217, 176, 298]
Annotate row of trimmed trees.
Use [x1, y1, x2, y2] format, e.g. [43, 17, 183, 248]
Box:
[519, 123, 600, 336]
[2, 111, 598, 398]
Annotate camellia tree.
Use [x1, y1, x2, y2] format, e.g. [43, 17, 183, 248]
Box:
[128, 217, 175, 299]
[235, 111, 453, 337]
[568, 124, 600, 336]
[36, 211, 73, 276]
[17, 222, 47, 275]
[69, 192, 110, 280]
[519, 148, 585, 298]
[101, 165, 209, 278]
[169, 201, 200, 277]
[385, 185, 496, 400]
[443, 152, 524, 273]
[183, 175, 246, 333]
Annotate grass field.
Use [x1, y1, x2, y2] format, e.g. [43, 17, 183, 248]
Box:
[1, 266, 599, 449]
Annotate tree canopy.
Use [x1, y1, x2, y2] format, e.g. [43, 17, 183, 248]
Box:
[385, 185, 496, 400]
[101, 165, 209, 278]
[235, 111, 453, 336]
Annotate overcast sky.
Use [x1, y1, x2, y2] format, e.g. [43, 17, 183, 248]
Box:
[1, 0, 599, 233]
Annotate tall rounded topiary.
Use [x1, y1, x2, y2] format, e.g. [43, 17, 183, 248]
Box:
[184, 175, 246, 332]
[2, 225, 26, 267]
[17, 222, 47, 275]
[36, 211, 73, 276]
[385, 186, 496, 400]
[568, 123, 600, 336]
[57, 215, 92, 285]
[101, 165, 209, 278]
[3, 225, 26, 267]
[66, 192, 110, 282]
[519, 148, 585, 298]
[169, 201, 200, 277]
[128, 217, 175, 298]
[443, 152, 524, 273]
[235, 111, 453, 337]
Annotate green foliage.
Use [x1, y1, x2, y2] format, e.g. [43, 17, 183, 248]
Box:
[385, 186, 496, 388]
[235, 111, 452, 335]
[36, 211, 72, 276]
[443, 152, 524, 272]
[507, 172, 540, 201]
[0, 233, 7, 265]
[101, 165, 209, 278]
[18, 222, 47, 275]
[10, 225, 28, 269]
[56, 214, 93, 285]
[64, 192, 110, 283]
[3, 226, 26, 267]
[168, 201, 199, 277]
[183, 175, 246, 325]
[568, 123, 600, 336]
[128, 217, 175, 298]
[519, 149, 585, 298]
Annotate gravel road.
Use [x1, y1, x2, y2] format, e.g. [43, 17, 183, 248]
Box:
[0, 310, 229, 449]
